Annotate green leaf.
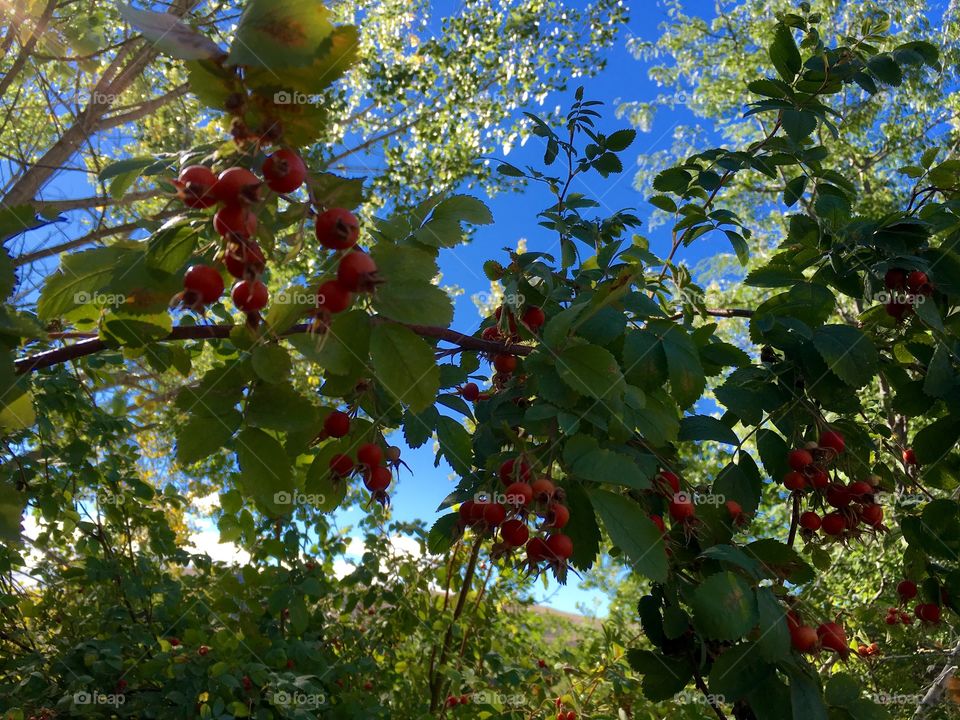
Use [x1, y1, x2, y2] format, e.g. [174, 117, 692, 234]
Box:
[428, 513, 458, 554]
[709, 643, 772, 700]
[556, 344, 625, 401]
[0, 475, 26, 543]
[266, 285, 315, 335]
[867, 53, 903, 86]
[251, 344, 292, 383]
[372, 280, 453, 326]
[744, 539, 815, 584]
[246, 384, 318, 433]
[783, 175, 808, 207]
[146, 221, 204, 274]
[176, 412, 241, 465]
[605, 129, 636, 152]
[287, 309, 370, 377]
[690, 572, 758, 641]
[653, 322, 705, 409]
[626, 649, 693, 702]
[588, 489, 667, 582]
[562, 481, 601, 571]
[755, 588, 791, 661]
[652, 167, 691, 194]
[769, 24, 802, 82]
[913, 415, 960, 466]
[235, 428, 294, 516]
[782, 109, 817, 142]
[812, 325, 879, 387]
[679, 415, 738, 445]
[569, 447, 651, 491]
[430, 195, 494, 226]
[228, 0, 335, 68]
[37, 247, 127, 320]
[435, 416, 472, 477]
[118, 4, 222, 60]
[307, 172, 366, 210]
[369, 323, 439, 413]
[789, 670, 828, 720]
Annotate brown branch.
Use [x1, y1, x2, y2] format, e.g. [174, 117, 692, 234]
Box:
[0, 0, 57, 100]
[98, 84, 190, 130]
[666, 308, 754, 322]
[13, 210, 180, 266]
[15, 320, 533, 374]
[32, 190, 160, 213]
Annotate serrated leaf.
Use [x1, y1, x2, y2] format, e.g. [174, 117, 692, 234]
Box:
[556, 344, 625, 401]
[588, 489, 667, 582]
[679, 415, 739, 445]
[251, 344, 292, 383]
[812, 325, 879, 387]
[176, 411, 240, 465]
[690, 572, 758, 640]
[369, 323, 439, 413]
[770, 24, 802, 82]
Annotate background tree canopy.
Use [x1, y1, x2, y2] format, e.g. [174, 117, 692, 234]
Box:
[2, 1, 960, 719]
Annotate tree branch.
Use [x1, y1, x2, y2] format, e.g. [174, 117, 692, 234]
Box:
[15, 320, 533, 374]
[666, 308, 754, 322]
[98, 84, 190, 130]
[0, 0, 57, 100]
[32, 190, 161, 213]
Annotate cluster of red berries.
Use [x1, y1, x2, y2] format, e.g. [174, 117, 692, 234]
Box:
[462, 304, 546, 399]
[458, 458, 573, 581]
[321, 411, 401, 506]
[884, 580, 942, 625]
[311, 208, 380, 322]
[787, 612, 850, 659]
[856, 642, 880, 658]
[782, 430, 886, 541]
[882, 267, 934, 321]
[443, 693, 471, 708]
[175, 150, 307, 319]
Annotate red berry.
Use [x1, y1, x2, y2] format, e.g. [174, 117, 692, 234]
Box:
[317, 280, 353, 313]
[184, 264, 224, 304]
[337, 250, 378, 292]
[669, 496, 695, 521]
[906, 270, 929, 292]
[223, 241, 265, 278]
[230, 279, 268, 312]
[501, 519, 529, 547]
[499, 459, 531, 485]
[357, 443, 383, 468]
[324, 411, 350, 438]
[783, 471, 807, 491]
[242, 676, 253, 690]
[788, 448, 813, 470]
[810, 469, 830, 489]
[329, 453, 354, 477]
[483, 503, 507, 526]
[901, 611, 913, 625]
[526, 536, 550, 562]
[459, 501, 477, 524]
[885, 299, 912, 321]
[364, 466, 391, 493]
[884, 268, 907, 290]
[897, 580, 918, 600]
[817, 622, 848, 656]
[725, 500, 743, 519]
[262, 148, 307, 193]
[493, 354, 517, 374]
[903, 448, 917, 465]
[521, 306, 546, 329]
[790, 625, 819, 653]
[857, 645, 870, 658]
[385, 446, 401, 463]
[860, 503, 883, 527]
[799, 511, 821, 531]
[826, 484, 852, 508]
[177, 164, 217, 208]
[445, 696, 457, 708]
[460, 382, 480, 402]
[545, 503, 570, 529]
[884, 614, 898, 625]
[819, 430, 845, 454]
[649, 514, 665, 533]
[848, 481, 873, 497]
[198, 645, 210, 656]
[565, 712, 577, 720]
[212, 166, 261, 204]
[504, 482, 533, 507]
[213, 204, 257, 237]
[869, 642, 879, 655]
[916, 603, 941, 623]
[460, 695, 470, 706]
[822, 512, 846, 536]
[546, 533, 573, 559]
[657, 471, 681, 495]
[316, 208, 360, 250]
[168, 637, 180, 647]
[530, 477, 556, 502]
